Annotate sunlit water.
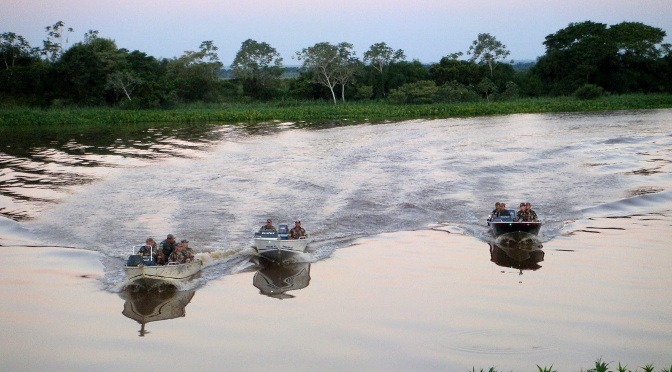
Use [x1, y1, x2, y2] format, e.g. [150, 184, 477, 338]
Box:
[1, 110, 671, 292]
[1, 110, 672, 368]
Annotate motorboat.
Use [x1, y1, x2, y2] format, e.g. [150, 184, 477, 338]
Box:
[124, 245, 202, 287]
[253, 224, 309, 262]
[253, 258, 311, 299]
[487, 210, 541, 236]
[120, 285, 196, 336]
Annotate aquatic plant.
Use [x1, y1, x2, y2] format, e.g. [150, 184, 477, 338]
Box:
[2, 94, 672, 127]
[537, 364, 558, 372]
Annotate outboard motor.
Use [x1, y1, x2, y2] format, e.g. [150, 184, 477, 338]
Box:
[126, 255, 145, 267]
[278, 224, 289, 240]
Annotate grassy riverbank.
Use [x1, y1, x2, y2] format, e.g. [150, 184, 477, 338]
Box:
[2, 94, 672, 126]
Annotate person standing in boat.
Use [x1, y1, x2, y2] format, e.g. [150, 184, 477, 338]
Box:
[260, 219, 277, 232]
[158, 234, 178, 265]
[289, 220, 307, 239]
[525, 202, 538, 221]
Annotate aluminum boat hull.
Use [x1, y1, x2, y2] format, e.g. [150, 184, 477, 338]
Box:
[253, 238, 308, 262]
[124, 260, 202, 286]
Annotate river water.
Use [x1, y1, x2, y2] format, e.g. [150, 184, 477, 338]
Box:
[0, 110, 671, 370]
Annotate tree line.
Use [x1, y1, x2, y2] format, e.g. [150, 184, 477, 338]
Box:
[1, 20, 671, 108]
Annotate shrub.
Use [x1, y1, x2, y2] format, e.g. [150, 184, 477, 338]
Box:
[574, 84, 605, 100]
[388, 80, 438, 104]
[436, 82, 480, 103]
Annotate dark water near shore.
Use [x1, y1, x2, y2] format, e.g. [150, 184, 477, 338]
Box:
[1, 110, 671, 369]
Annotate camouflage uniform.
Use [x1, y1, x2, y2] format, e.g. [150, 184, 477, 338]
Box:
[528, 209, 538, 221]
[289, 226, 306, 239]
[516, 210, 531, 221]
[158, 239, 177, 265]
[168, 249, 193, 264]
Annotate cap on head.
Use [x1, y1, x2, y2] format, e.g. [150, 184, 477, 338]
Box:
[266, 219, 272, 223]
[520, 202, 525, 206]
[526, 202, 531, 206]
[167, 234, 175, 239]
[495, 202, 501, 207]
[181, 239, 189, 243]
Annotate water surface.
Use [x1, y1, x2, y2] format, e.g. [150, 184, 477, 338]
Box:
[0, 110, 671, 369]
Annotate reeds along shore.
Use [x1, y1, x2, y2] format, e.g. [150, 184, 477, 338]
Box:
[477, 358, 672, 372]
[2, 94, 672, 127]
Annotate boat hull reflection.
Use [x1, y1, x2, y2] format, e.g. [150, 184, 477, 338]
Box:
[489, 239, 545, 272]
[253, 258, 311, 299]
[120, 285, 196, 336]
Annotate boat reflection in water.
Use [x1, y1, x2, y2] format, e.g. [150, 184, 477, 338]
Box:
[489, 233, 545, 274]
[253, 258, 311, 299]
[120, 285, 196, 336]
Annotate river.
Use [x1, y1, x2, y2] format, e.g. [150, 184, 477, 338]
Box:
[0, 110, 671, 370]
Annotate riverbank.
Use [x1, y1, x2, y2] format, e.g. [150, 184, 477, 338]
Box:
[2, 94, 672, 126]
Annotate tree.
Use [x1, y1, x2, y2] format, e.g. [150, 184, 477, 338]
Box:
[429, 56, 481, 87]
[363, 42, 405, 97]
[532, 21, 669, 94]
[106, 70, 141, 101]
[477, 77, 497, 101]
[333, 42, 358, 101]
[167, 41, 224, 102]
[467, 33, 510, 77]
[1, 32, 37, 70]
[42, 21, 74, 63]
[295, 42, 356, 104]
[231, 39, 283, 99]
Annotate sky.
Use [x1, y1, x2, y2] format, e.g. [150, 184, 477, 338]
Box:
[3, 0, 671, 66]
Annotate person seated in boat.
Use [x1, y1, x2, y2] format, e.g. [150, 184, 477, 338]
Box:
[515, 203, 529, 222]
[168, 242, 194, 264]
[137, 237, 158, 264]
[525, 202, 538, 221]
[181, 239, 195, 257]
[157, 234, 178, 265]
[289, 220, 307, 239]
[490, 202, 502, 218]
[500, 203, 511, 216]
[259, 219, 277, 232]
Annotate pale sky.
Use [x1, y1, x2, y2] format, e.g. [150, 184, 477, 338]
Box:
[3, 0, 671, 66]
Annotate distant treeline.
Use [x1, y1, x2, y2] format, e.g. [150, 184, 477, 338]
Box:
[1, 20, 671, 108]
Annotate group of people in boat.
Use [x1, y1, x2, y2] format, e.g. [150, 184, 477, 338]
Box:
[259, 219, 307, 239]
[137, 234, 195, 265]
[490, 202, 539, 222]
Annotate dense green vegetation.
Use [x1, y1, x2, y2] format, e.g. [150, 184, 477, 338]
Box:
[2, 20, 671, 123]
[2, 94, 672, 126]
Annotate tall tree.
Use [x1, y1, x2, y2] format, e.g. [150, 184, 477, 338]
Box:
[467, 33, 510, 77]
[1, 32, 37, 70]
[533, 21, 669, 94]
[231, 39, 283, 99]
[296, 42, 354, 104]
[42, 21, 74, 63]
[167, 40, 223, 102]
[57, 37, 124, 104]
[363, 42, 405, 97]
[333, 42, 358, 102]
